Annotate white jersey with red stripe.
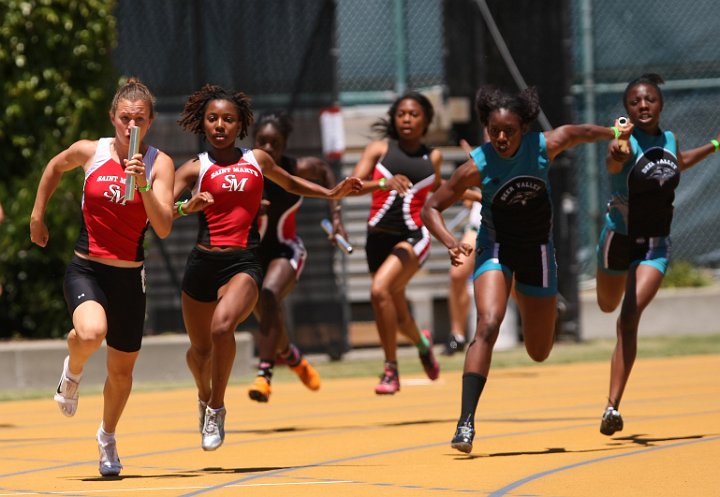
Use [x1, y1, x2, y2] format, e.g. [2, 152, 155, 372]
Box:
[194, 148, 264, 248]
[368, 139, 435, 233]
[74, 137, 158, 262]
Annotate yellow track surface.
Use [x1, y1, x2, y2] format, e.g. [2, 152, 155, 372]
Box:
[1, 355, 718, 496]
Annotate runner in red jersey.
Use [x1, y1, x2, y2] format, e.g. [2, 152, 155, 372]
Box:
[350, 91, 443, 395]
[30, 78, 175, 477]
[173, 85, 362, 451]
[247, 110, 349, 403]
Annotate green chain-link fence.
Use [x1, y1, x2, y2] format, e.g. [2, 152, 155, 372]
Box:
[336, 0, 444, 101]
[109, 0, 719, 338]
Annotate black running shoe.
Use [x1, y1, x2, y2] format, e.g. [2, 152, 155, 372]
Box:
[445, 333, 466, 355]
[600, 407, 624, 436]
[451, 421, 475, 454]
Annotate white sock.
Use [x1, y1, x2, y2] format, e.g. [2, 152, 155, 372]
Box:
[98, 422, 115, 444]
[63, 356, 83, 382]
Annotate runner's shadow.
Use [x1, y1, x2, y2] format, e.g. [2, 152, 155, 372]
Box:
[448, 433, 714, 460]
[450, 446, 609, 460]
[235, 418, 457, 435]
[79, 466, 292, 481]
[79, 472, 201, 482]
[376, 418, 457, 428]
[233, 426, 308, 435]
[610, 433, 707, 446]
[482, 417, 589, 424]
[194, 466, 291, 474]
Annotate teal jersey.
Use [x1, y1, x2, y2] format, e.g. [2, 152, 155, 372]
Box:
[605, 128, 679, 237]
[469, 132, 552, 245]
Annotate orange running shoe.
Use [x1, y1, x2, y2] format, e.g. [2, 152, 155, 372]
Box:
[248, 376, 272, 403]
[290, 358, 321, 391]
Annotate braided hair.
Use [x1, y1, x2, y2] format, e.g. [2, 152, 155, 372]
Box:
[110, 77, 156, 118]
[178, 84, 253, 139]
[474, 86, 540, 128]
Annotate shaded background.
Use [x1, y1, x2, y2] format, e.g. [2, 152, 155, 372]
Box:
[2, 0, 719, 355]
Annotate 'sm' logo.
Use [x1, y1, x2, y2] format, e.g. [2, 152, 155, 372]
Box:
[104, 184, 125, 204]
[221, 174, 248, 192]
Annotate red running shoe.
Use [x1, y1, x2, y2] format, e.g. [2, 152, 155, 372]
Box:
[374, 363, 400, 395]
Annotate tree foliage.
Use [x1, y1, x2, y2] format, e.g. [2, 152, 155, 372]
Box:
[0, 0, 118, 338]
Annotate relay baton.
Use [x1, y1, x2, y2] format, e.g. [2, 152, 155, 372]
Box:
[124, 126, 141, 201]
[445, 207, 471, 232]
[616, 116, 630, 154]
[321, 218, 353, 254]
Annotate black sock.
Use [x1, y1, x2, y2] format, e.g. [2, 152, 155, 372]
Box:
[257, 359, 274, 383]
[384, 360, 398, 370]
[280, 344, 302, 367]
[459, 372, 487, 426]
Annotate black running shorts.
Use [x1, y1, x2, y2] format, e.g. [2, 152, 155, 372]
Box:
[182, 246, 264, 302]
[63, 255, 146, 353]
[364, 227, 430, 273]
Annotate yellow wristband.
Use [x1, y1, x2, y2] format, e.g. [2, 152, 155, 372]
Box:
[378, 177, 388, 190]
[611, 126, 620, 140]
[711, 139, 720, 152]
[138, 182, 152, 193]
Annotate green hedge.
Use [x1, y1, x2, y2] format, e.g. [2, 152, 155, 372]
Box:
[0, 0, 118, 338]
[661, 260, 713, 289]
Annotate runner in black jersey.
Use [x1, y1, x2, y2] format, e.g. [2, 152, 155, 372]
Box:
[350, 92, 443, 395]
[595, 74, 720, 436]
[422, 86, 630, 454]
[247, 110, 349, 403]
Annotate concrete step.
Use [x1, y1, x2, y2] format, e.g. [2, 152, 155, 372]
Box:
[0, 333, 253, 391]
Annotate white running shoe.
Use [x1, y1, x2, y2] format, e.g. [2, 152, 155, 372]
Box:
[54, 356, 80, 417]
[201, 405, 226, 451]
[97, 430, 123, 476]
[198, 399, 208, 433]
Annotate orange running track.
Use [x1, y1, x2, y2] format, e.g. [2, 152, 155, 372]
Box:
[1, 354, 718, 496]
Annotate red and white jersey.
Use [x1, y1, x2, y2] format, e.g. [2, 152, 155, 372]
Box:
[368, 139, 436, 233]
[256, 155, 303, 245]
[74, 138, 158, 261]
[194, 148, 264, 248]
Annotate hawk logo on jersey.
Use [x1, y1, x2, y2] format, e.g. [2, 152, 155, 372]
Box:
[221, 174, 249, 192]
[636, 147, 679, 187]
[494, 176, 547, 209]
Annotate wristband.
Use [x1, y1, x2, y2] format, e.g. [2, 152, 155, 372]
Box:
[138, 182, 152, 193]
[712, 139, 720, 153]
[378, 177, 388, 190]
[611, 126, 620, 140]
[176, 200, 188, 216]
